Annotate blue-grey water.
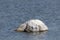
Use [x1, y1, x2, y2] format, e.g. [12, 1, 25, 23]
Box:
[0, 0, 60, 40]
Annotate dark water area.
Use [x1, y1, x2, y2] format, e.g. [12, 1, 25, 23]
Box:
[0, 0, 60, 40]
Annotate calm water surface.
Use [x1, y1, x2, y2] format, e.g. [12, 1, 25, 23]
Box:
[0, 0, 60, 40]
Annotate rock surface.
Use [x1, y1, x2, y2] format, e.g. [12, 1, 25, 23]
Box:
[16, 19, 48, 32]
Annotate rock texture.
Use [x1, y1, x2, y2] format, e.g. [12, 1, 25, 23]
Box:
[16, 19, 48, 32]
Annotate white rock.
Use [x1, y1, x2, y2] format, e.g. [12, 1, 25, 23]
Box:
[16, 19, 48, 32]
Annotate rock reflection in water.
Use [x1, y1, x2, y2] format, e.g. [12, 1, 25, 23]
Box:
[23, 31, 48, 40]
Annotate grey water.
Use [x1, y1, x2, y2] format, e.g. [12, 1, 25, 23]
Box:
[0, 0, 60, 40]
